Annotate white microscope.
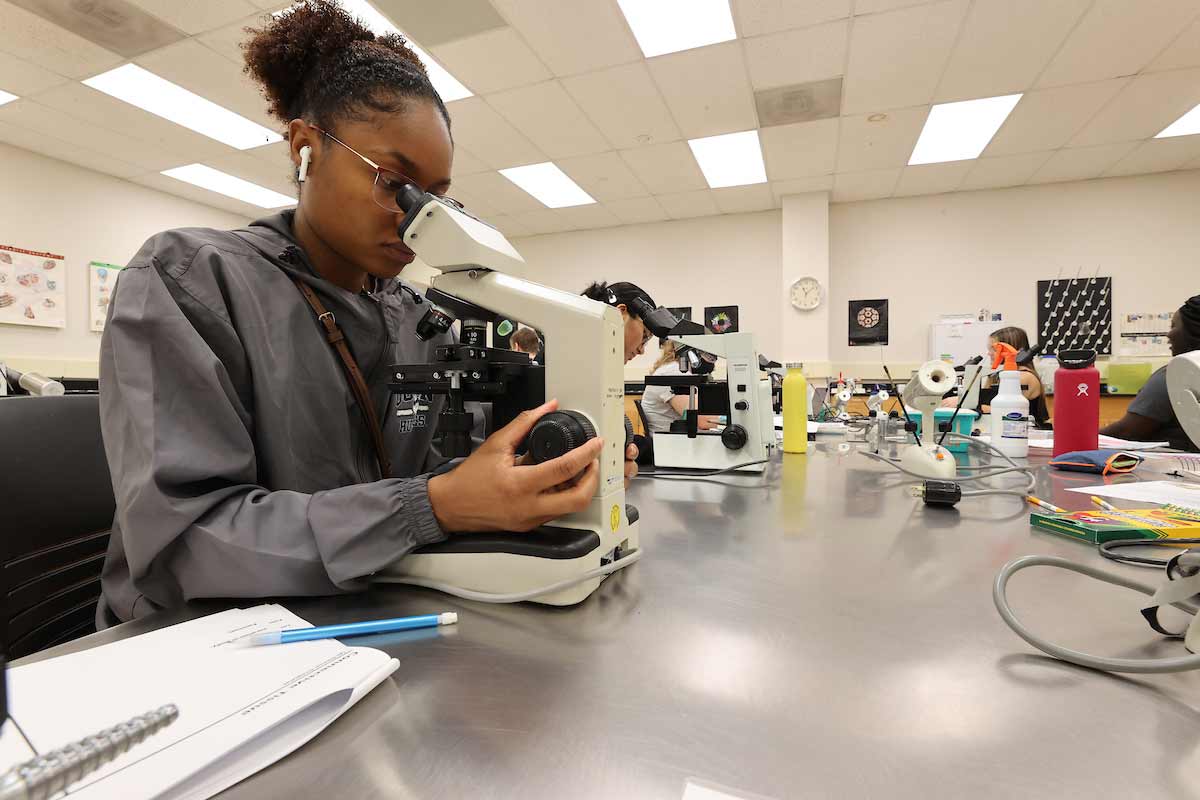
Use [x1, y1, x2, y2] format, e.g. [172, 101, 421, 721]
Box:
[375, 187, 639, 606]
[898, 360, 958, 480]
[648, 330, 775, 473]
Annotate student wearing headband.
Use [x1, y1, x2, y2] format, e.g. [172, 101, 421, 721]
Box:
[1102, 295, 1200, 451]
[581, 281, 677, 364]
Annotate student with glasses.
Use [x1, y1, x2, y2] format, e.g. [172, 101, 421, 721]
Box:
[96, 0, 635, 626]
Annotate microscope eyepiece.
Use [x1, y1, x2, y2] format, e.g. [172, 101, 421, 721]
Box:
[394, 184, 427, 214]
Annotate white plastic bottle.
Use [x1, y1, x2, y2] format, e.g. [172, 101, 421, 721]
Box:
[990, 369, 1030, 458]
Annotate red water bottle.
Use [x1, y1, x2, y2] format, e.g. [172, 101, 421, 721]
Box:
[1052, 349, 1100, 456]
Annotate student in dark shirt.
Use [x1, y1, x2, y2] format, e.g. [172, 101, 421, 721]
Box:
[1102, 295, 1200, 451]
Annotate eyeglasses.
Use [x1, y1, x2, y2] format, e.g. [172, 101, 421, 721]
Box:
[311, 125, 463, 215]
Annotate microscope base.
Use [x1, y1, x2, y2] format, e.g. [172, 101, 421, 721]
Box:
[653, 431, 768, 473]
[900, 443, 958, 480]
[376, 517, 640, 605]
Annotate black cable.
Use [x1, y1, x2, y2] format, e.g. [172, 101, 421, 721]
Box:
[882, 364, 920, 447]
[937, 363, 983, 447]
[1099, 538, 1200, 569]
[636, 459, 771, 480]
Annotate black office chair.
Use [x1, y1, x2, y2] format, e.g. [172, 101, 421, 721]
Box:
[1, 395, 113, 658]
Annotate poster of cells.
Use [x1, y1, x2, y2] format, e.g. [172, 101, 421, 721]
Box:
[0, 244, 66, 328]
[90, 262, 123, 332]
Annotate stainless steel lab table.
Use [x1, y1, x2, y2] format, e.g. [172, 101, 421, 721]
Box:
[23, 442, 1200, 799]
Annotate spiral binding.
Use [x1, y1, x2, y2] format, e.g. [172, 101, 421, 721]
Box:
[0, 704, 178, 800]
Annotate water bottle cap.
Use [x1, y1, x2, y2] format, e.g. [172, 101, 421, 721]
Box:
[1057, 349, 1097, 369]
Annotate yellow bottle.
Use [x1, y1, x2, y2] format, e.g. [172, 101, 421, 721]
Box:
[782, 362, 808, 454]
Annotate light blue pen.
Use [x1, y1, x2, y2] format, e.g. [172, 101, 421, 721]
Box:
[248, 612, 458, 646]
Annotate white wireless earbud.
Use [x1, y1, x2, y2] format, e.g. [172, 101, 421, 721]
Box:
[297, 145, 312, 183]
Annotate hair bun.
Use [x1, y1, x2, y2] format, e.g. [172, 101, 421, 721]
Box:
[245, 0, 383, 123]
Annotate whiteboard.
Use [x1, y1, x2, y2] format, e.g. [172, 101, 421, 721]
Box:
[929, 319, 991, 366]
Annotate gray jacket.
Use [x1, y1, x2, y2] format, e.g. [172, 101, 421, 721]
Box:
[98, 210, 454, 625]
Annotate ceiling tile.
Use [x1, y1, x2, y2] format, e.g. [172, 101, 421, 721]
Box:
[1104, 136, 1200, 177]
[556, 152, 649, 201]
[451, 147, 491, 177]
[1037, 0, 1200, 87]
[733, 0, 851, 37]
[713, 183, 775, 213]
[562, 62, 681, 150]
[770, 175, 834, 203]
[842, 0, 969, 115]
[512, 208, 573, 235]
[0, 51, 70, 96]
[248, 139, 291, 166]
[452, 170, 546, 213]
[373, 0, 508, 47]
[450, 186, 504, 220]
[195, 11, 265, 64]
[744, 20, 849, 91]
[442, 96, 545, 168]
[959, 152, 1052, 190]
[836, 105, 927, 172]
[554, 203, 620, 231]
[135, 39, 277, 130]
[892, 161, 971, 196]
[1070, 68, 1200, 147]
[1147, 16, 1200, 72]
[934, 0, 1090, 102]
[125, 0, 260, 35]
[31, 82, 235, 162]
[605, 196, 670, 225]
[984, 79, 1128, 156]
[832, 168, 901, 202]
[0, 99, 190, 172]
[618, 141, 707, 194]
[0, 119, 141, 179]
[489, 214, 534, 238]
[430, 27, 551, 94]
[205, 151, 296, 197]
[0, 1, 123, 79]
[134, 172, 262, 217]
[657, 190, 720, 220]
[486, 81, 611, 159]
[760, 118, 838, 179]
[488, 0, 641, 77]
[854, 0, 939, 14]
[647, 41, 758, 139]
[1027, 143, 1139, 184]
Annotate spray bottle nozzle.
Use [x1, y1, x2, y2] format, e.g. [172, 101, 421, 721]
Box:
[990, 342, 1018, 372]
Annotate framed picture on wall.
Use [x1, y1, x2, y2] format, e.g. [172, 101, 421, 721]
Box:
[0, 244, 66, 329]
[666, 306, 692, 324]
[703, 305, 739, 334]
[849, 299, 888, 346]
[89, 261, 123, 332]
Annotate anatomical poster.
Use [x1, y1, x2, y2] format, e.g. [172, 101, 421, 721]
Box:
[0, 244, 66, 328]
[90, 261, 123, 332]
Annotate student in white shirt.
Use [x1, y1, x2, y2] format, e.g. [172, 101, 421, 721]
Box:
[641, 340, 722, 433]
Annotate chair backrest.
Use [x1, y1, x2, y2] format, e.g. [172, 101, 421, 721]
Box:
[1, 395, 113, 658]
[633, 399, 650, 437]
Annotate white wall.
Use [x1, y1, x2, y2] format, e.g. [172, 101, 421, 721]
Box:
[0, 143, 249, 377]
[830, 169, 1200, 368]
[511, 210, 782, 378]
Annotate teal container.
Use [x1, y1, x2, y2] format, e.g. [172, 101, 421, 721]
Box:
[912, 408, 979, 453]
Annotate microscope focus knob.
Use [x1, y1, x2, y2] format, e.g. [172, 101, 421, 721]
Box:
[527, 410, 597, 463]
[720, 424, 748, 451]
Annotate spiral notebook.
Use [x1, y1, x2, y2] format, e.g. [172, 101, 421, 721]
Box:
[0, 605, 398, 800]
